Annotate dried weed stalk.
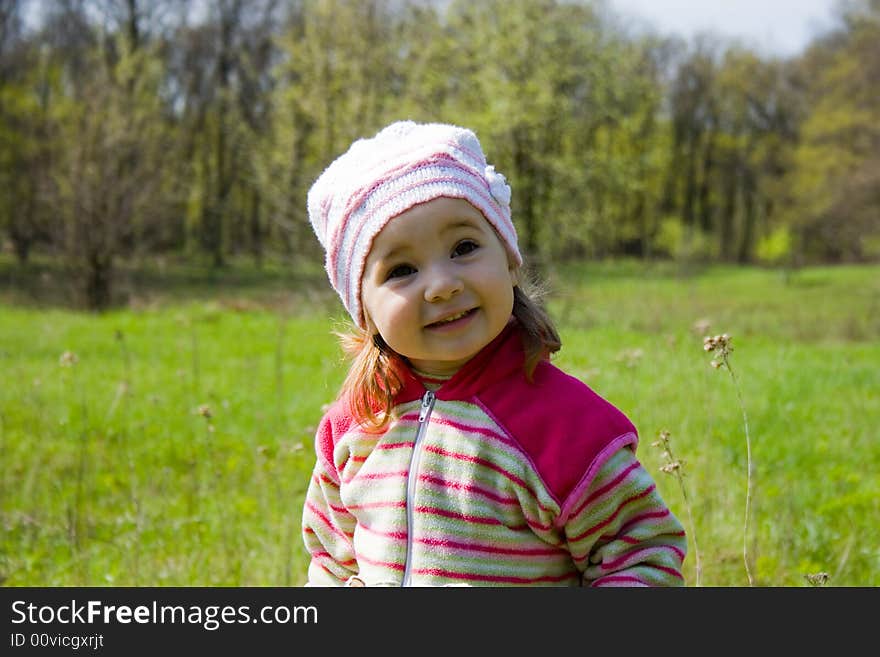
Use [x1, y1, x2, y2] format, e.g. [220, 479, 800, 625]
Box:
[653, 429, 702, 587]
[704, 333, 755, 586]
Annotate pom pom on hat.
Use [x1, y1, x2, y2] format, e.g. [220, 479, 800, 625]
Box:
[307, 120, 522, 329]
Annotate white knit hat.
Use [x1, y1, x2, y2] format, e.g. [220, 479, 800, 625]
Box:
[307, 120, 522, 328]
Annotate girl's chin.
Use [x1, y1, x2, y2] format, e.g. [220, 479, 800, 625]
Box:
[407, 352, 477, 377]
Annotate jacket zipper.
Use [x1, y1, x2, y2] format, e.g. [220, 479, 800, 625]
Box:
[402, 389, 436, 586]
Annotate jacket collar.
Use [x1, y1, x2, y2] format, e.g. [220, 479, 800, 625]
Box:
[395, 319, 526, 405]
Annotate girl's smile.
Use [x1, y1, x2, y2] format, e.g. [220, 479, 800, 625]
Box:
[424, 307, 478, 330]
[360, 197, 517, 377]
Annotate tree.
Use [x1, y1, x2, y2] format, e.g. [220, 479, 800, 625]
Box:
[258, 0, 406, 261]
[783, 0, 880, 262]
[46, 26, 182, 308]
[0, 0, 49, 263]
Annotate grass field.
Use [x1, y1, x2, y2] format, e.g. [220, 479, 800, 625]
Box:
[1, 257, 878, 586]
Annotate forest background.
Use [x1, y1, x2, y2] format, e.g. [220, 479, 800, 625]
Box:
[1, 0, 878, 588]
[1, 0, 878, 307]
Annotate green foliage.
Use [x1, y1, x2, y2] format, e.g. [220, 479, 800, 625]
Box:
[755, 226, 792, 265]
[781, 1, 880, 261]
[1, 0, 878, 315]
[655, 217, 716, 262]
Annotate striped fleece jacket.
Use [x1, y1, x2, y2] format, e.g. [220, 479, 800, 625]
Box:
[302, 323, 687, 586]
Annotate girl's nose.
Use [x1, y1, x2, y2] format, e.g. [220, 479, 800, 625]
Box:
[423, 264, 463, 302]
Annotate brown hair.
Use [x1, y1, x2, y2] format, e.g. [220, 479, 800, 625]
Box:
[335, 275, 561, 431]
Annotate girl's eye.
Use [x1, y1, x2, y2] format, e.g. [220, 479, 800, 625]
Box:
[452, 240, 479, 257]
[386, 264, 416, 280]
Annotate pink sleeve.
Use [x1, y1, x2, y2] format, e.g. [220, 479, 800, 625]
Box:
[301, 412, 359, 586]
[562, 447, 688, 587]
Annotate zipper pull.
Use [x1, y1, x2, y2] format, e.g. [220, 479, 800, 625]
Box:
[418, 390, 435, 423]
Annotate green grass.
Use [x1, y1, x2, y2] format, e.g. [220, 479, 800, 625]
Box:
[1, 258, 878, 586]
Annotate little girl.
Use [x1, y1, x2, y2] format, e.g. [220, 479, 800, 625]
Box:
[302, 120, 687, 586]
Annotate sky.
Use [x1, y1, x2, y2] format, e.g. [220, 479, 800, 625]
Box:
[606, 0, 841, 57]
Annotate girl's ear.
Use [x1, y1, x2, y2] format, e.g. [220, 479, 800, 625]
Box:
[508, 262, 520, 288]
[362, 307, 379, 335]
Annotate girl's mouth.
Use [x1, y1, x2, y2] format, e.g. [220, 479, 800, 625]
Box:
[425, 308, 477, 330]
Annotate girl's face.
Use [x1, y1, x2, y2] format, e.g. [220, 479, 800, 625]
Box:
[361, 197, 517, 377]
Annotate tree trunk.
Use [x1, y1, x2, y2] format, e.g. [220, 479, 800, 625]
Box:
[719, 163, 738, 261]
[697, 134, 715, 233]
[682, 130, 700, 229]
[250, 189, 263, 267]
[11, 231, 32, 264]
[512, 126, 537, 259]
[85, 253, 113, 311]
[737, 171, 756, 263]
[10, 195, 34, 264]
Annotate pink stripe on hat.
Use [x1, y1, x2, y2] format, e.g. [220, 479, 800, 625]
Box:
[307, 120, 522, 328]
